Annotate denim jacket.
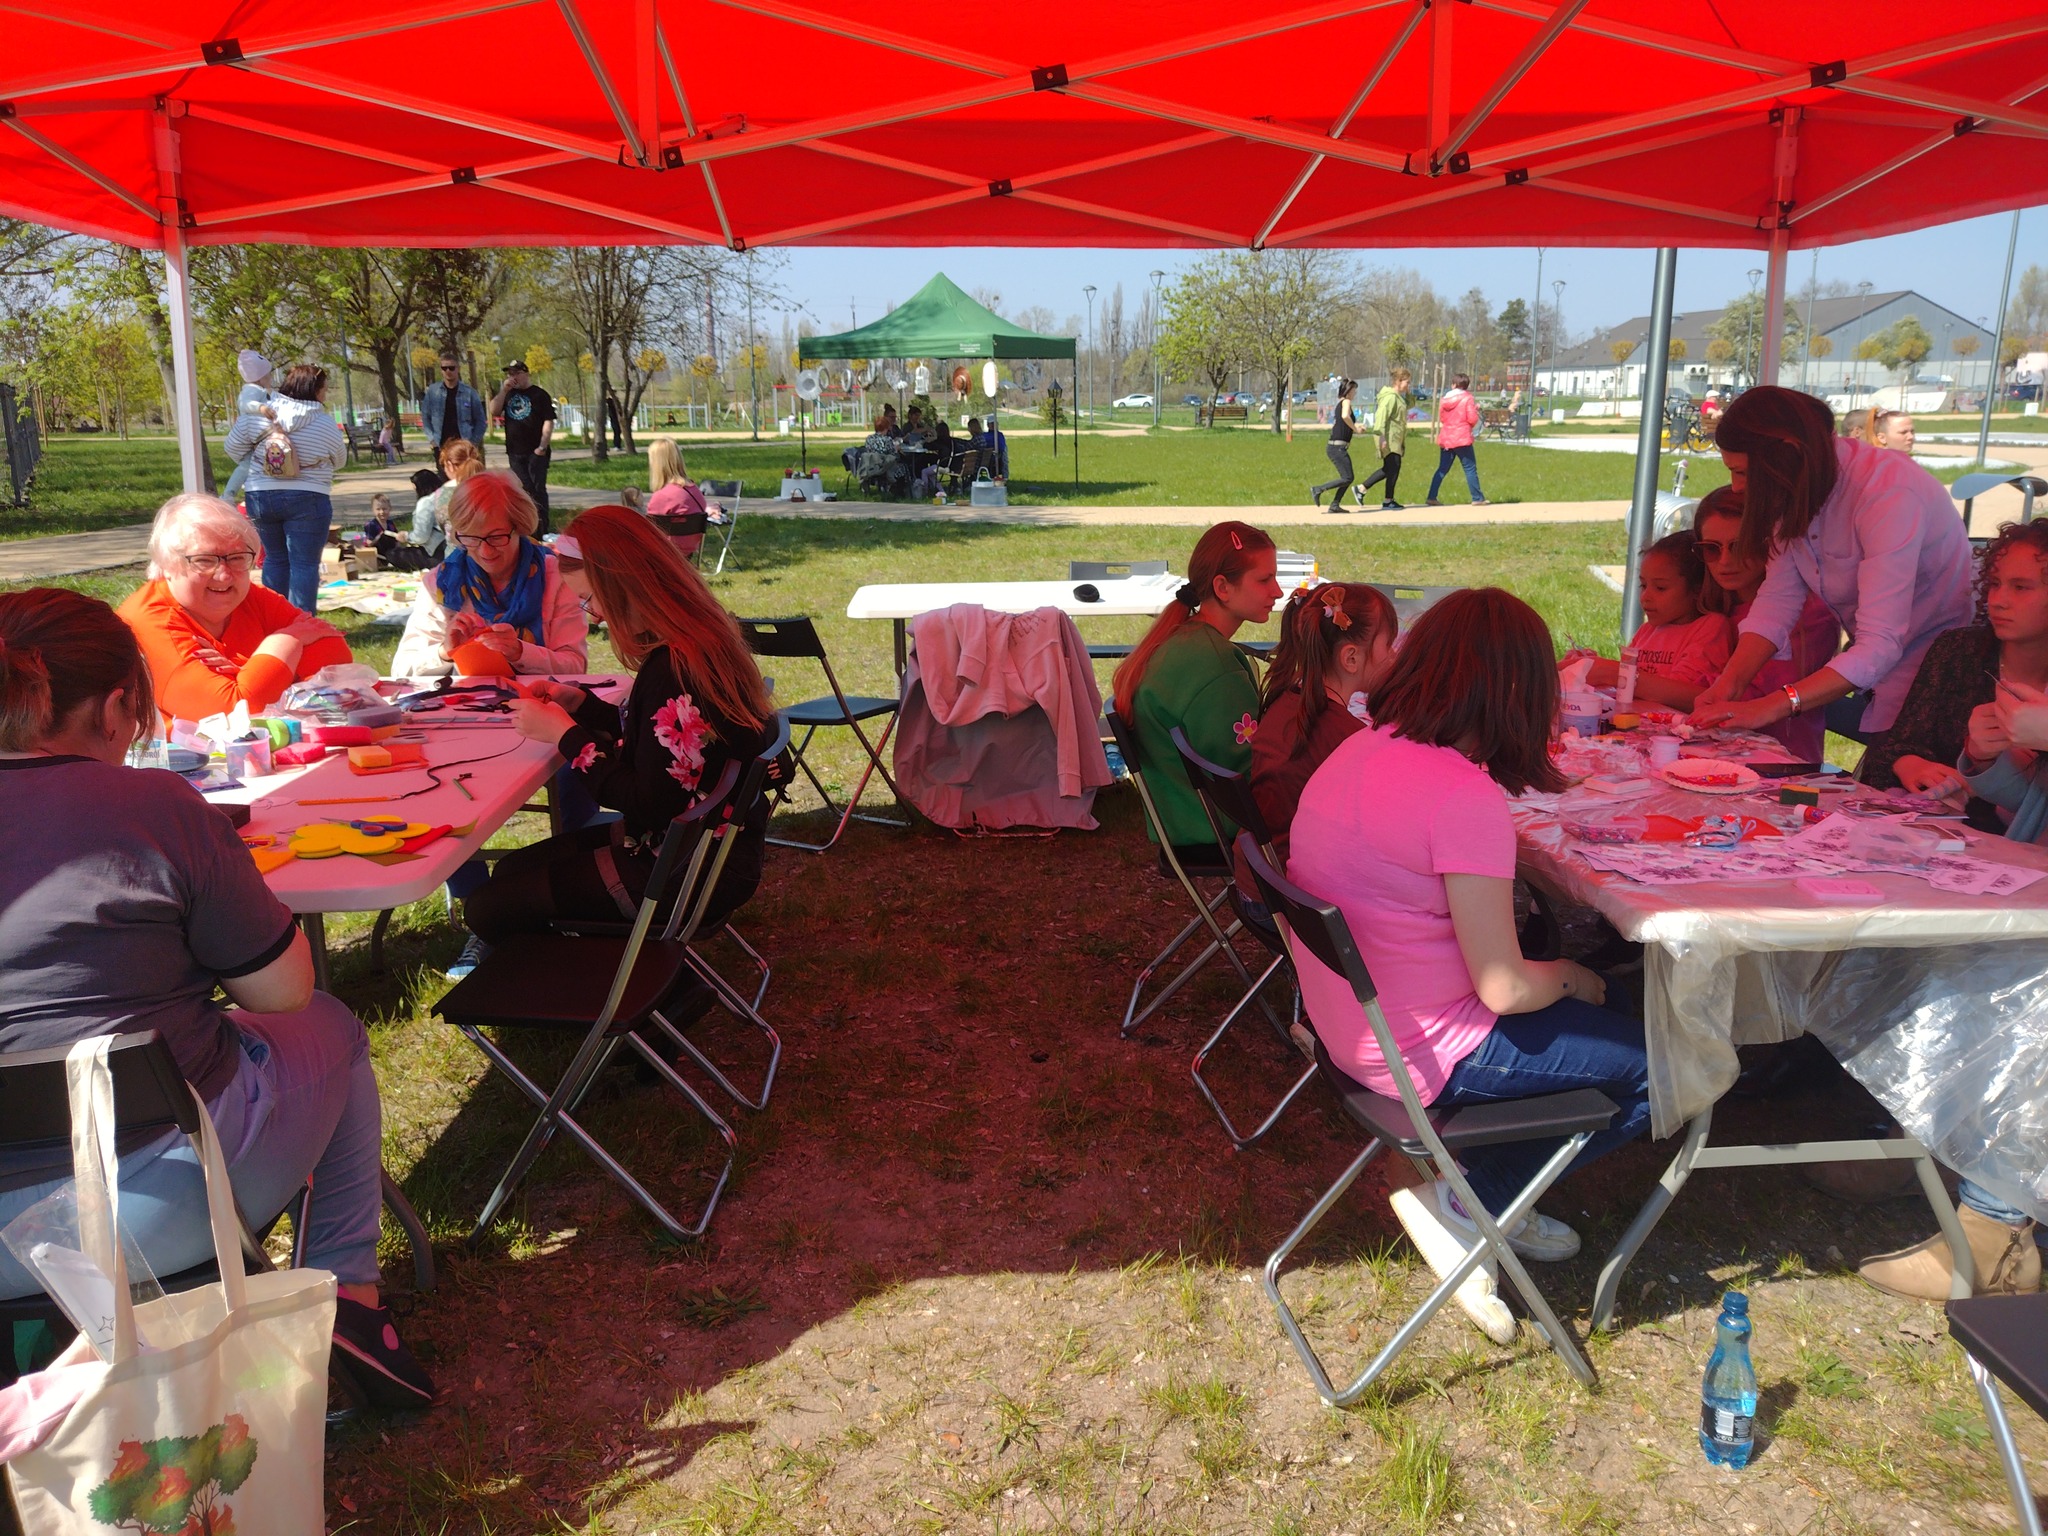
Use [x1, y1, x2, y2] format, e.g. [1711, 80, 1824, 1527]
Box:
[419, 381, 486, 447]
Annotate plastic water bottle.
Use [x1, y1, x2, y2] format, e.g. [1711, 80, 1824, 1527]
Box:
[1699, 1290, 1758, 1468]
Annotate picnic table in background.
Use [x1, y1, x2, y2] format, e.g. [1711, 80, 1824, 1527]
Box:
[849, 572, 1181, 675]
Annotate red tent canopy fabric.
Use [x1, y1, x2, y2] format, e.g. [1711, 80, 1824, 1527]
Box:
[2, 1, 2045, 252]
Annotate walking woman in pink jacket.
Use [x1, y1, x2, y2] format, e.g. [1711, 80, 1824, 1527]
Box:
[1426, 374, 1489, 507]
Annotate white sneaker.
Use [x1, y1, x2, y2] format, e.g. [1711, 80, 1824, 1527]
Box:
[1436, 1180, 1581, 1262]
[1389, 1186, 1517, 1346]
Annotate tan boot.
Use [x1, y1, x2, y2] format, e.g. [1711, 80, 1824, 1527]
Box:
[1858, 1205, 2042, 1301]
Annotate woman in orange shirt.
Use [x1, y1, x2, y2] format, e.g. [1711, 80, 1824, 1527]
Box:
[117, 493, 352, 722]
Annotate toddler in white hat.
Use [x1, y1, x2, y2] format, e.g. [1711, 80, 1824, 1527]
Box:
[223, 350, 277, 501]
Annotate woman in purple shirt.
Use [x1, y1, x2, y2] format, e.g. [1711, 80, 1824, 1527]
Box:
[1691, 387, 1972, 743]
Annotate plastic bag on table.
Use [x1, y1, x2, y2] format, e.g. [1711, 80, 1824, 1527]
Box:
[277, 663, 385, 722]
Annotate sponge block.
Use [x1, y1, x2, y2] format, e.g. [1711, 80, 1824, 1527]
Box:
[347, 745, 393, 770]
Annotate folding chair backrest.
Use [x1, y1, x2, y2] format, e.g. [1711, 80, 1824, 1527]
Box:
[665, 714, 793, 942]
[650, 510, 709, 539]
[1103, 702, 1144, 776]
[1237, 834, 1377, 1007]
[1070, 559, 1168, 581]
[1171, 725, 1272, 867]
[0, 1030, 198, 1152]
[642, 759, 744, 912]
[737, 615, 827, 662]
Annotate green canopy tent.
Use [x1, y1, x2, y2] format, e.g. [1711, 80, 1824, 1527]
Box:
[799, 274, 1079, 491]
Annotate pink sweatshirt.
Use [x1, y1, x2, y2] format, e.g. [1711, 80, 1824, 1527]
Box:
[1436, 388, 1479, 449]
[1630, 611, 1735, 689]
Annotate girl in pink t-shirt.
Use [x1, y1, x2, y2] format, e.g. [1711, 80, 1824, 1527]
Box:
[1289, 587, 1650, 1346]
[1573, 531, 1733, 709]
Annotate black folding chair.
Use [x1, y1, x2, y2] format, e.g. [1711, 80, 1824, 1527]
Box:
[650, 508, 710, 566]
[699, 479, 742, 573]
[1069, 560, 1166, 662]
[1240, 835, 1617, 1404]
[1172, 729, 1314, 1149]
[1948, 1293, 2048, 1536]
[740, 616, 908, 852]
[0, 1033, 274, 1354]
[1104, 705, 1261, 1037]
[437, 751, 770, 1244]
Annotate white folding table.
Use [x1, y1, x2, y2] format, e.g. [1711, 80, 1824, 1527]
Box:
[847, 572, 1182, 674]
[212, 719, 563, 988]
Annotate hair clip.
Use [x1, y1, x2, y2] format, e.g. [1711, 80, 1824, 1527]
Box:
[1318, 584, 1352, 628]
[1229, 531, 1243, 550]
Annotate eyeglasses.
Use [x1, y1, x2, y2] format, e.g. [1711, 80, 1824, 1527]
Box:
[440, 364, 460, 373]
[1696, 541, 1732, 561]
[180, 551, 255, 575]
[455, 531, 513, 552]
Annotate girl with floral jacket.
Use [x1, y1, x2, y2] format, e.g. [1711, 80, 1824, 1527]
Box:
[463, 506, 783, 945]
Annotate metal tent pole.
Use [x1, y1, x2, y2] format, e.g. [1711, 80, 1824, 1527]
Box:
[1623, 249, 1678, 639]
[1979, 210, 2021, 469]
[1760, 231, 1790, 384]
[162, 223, 207, 495]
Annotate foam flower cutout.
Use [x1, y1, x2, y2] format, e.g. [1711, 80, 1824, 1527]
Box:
[570, 741, 598, 772]
[653, 692, 710, 790]
[1233, 713, 1258, 745]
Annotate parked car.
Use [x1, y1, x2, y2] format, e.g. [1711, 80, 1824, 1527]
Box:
[1182, 394, 1204, 407]
[1113, 392, 1154, 408]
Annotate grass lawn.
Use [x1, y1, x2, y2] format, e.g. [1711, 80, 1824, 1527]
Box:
[1, 438, 238, 539]
[11, 522, 2037, 1534]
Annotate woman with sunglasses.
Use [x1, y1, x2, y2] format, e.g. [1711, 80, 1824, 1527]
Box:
[118, 492, 352, 722]
[391, 471, 587, 677]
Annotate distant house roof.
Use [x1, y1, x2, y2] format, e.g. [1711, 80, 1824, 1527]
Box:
[1540, 289, 1991, 373]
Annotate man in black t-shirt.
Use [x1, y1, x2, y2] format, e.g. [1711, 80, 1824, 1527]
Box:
[490, 359, 557, 534]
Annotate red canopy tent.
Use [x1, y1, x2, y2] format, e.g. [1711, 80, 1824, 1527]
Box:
[3, 0, 2046, 597]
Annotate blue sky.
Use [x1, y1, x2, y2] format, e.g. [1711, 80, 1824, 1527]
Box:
[775, 204, 2048, 340]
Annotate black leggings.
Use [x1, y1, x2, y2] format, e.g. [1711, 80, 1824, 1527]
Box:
[465, 825, 762, 943]
[1312, 441, 1354, 501]
[1359, 450, 1403, 503]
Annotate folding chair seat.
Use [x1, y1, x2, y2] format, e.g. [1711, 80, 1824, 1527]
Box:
[1239, 835, 1617, 1406]
[740, 615, 909, 853]
[1172, 728, 1310, 1149]
[437, 748, 774, 1245]
[1947, 1294, 2048, 1536]
[1103, 705, 1261, 1037]
[1070, 561, 1166, 661]
[699, 479, 742, 574]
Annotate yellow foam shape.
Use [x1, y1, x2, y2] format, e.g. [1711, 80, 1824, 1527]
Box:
[336, 829, 403, 855]
[289, 825, 349, 853]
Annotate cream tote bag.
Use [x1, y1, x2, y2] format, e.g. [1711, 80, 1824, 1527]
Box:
[4, 1037, 336, 1536]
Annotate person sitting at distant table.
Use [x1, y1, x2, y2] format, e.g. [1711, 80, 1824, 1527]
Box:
[965, 416, 1008, 480]
[117, 492, 352, 723]
[645, 437, 710, 559]
[878, 403, 904, 440]
[390, 471, 587, 678]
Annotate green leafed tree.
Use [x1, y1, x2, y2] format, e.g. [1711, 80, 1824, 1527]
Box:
[1213, 249, 1353, 434]
[1154, 256, 1244, 422]
[1874, 313, 1933, 385]
[89, 1414, 257, 1535]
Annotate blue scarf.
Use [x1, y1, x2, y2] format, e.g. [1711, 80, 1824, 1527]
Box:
[438, 536, 547, 644]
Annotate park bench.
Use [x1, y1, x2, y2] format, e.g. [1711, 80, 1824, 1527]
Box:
[1479, 407, 1528, 441]
[342, 422, 383, 461]
[1199, 403, 1250, 425]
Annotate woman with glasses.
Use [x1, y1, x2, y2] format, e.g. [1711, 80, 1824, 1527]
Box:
[117, 493, 352, 723]
[391, 470, 586, 678]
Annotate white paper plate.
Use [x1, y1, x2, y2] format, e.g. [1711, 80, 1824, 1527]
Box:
[1661, 759, 1762, 795]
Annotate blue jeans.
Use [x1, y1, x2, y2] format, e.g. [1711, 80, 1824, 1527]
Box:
[1437, 996, 1652, 1214]
[0, 993, 385, 1297]
[245, 487, 334, 614]
[1428, 444, 1483, 502]
[1960, 1178, 2031, 1226]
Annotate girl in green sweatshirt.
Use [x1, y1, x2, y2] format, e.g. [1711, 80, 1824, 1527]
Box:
[1111, 521, 1283, 858]
[1356, 367, 1412, 511]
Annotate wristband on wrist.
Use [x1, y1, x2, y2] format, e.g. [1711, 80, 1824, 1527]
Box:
[1781, 683, 1802, 715]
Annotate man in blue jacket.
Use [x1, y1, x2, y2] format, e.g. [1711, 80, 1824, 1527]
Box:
[420, 352, 487, 461]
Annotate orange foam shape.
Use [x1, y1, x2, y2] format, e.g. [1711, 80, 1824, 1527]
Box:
[452, 640, 516, 678]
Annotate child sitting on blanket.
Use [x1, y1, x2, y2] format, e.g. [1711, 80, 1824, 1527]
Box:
[1566, 530, 1735, 710]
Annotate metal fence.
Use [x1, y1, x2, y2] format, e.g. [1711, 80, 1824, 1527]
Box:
[0, 383, 40, 506]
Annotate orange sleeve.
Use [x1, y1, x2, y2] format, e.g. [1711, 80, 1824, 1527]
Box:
[298, 635, 355, 679]
[233, 654, 297, 712]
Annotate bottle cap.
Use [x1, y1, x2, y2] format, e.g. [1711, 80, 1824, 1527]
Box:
[1721, 1290, 1749, 1314]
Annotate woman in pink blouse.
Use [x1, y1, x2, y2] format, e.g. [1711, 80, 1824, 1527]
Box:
[1289, 588, 1651, 1346]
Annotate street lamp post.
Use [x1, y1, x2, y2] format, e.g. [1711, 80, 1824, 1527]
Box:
[1083, 284, 1096, 426]
[1149, 269, 1165, 428]
[1549, 278, 1565, 407]
[1852, 280, 1875, 401]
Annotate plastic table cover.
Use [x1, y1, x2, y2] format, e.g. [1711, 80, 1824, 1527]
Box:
[1515, 785, 2048, 1224]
